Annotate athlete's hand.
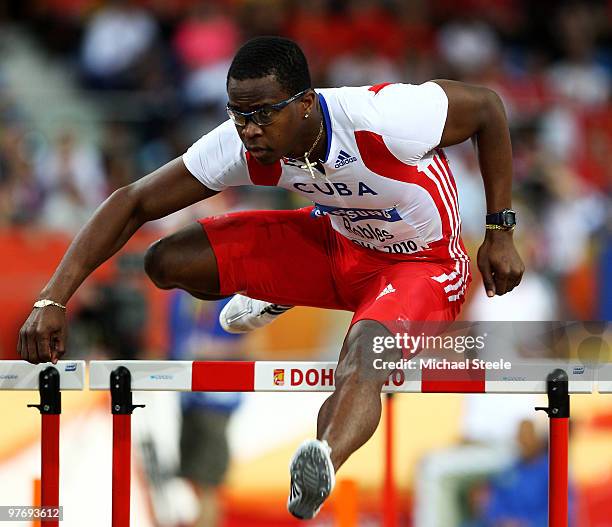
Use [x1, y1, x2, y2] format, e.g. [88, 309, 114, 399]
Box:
[18, 307, 67, 364]
[477, 230, 524, 297]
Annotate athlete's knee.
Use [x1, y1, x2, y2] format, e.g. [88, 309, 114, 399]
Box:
[145, 224, 220, 293]
[336, 320, 401, 388]
[144, 237, 175, 289]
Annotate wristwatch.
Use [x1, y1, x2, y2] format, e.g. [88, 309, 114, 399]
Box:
[486, 208, 516, 231]
[33, 299, 66, 310]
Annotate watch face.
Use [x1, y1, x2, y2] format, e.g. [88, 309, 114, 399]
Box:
[503, 210, 516, 226]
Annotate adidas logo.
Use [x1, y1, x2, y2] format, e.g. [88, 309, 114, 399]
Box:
[334, 149, 357, 168]
[376, 283, 396, 300]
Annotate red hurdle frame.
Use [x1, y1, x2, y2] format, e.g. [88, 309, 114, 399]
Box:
[537, 369, 571, 527]
[383, 393, 399, 527]
[28, 367, 61, 527]
[100, 361, 572, 527]
[110, 366, 144, 527]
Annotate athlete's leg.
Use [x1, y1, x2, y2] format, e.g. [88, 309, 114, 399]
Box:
[317, 319, 401, 471]
[144, 223, 226, 300]
[316, 259, 470, 471]
[144, 208, 346, 310]
[288, 319, 401, 519]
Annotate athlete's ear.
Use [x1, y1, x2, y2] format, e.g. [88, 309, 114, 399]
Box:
[301, 90, 317, 118]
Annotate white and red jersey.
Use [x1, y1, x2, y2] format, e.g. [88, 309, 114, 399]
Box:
[183, 81, 470, 276]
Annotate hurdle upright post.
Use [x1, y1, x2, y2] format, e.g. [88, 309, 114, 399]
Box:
[383, 393, 399, 527]
[110, 366, 144, 527]
[536, 368, 570, 527]
[27, 366, 61, 527]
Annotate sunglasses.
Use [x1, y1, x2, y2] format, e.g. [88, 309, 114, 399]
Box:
[226, 89, 309, 127]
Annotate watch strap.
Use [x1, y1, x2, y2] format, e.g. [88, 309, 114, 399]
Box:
[486, 208, 516, 229]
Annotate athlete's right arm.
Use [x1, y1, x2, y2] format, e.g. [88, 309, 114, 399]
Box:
[18, 157, 216, 365]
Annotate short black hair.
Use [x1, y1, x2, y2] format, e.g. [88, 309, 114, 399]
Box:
[227, 36, 311, 96]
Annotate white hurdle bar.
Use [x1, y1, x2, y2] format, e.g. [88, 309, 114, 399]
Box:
[89, 359, 595, 393]
[593, 364, 612, 393]
[0, 360, 85, 390]
[0, 360, 85, 527]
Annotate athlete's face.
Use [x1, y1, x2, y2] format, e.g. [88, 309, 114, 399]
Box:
[226, 75, 315, 165]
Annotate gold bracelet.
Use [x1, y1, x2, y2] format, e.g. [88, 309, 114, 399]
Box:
[33, 299, 67, 309]
[486, 224, 515, 231]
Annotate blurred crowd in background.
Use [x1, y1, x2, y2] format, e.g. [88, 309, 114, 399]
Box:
[0, 0, 611, 337]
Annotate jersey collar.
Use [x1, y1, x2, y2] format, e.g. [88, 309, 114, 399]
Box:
[318, 92, 332, 163]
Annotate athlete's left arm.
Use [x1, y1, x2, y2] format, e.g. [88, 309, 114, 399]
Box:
[433, 79, 524, 297]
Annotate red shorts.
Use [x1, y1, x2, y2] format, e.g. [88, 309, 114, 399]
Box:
[198, 207, 471, 328]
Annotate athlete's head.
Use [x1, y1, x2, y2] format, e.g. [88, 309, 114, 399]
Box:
[226, 36, 319, 165]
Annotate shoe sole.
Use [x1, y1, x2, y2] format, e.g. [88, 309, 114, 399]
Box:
[288, 443, 333, 520]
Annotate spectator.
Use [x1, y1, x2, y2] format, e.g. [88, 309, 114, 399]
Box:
[287, 0, 349, 86]
[327, 44, 403, 87]
[437, 17, 501, 79]
[101, 122, 139, 193]
[80, 0, 158, 89]
[546, 3, 610, 108]
[37, 129, 107, 233]
[479, 419, 575, 527]
[173, 3, 240, 112]
[0, 123, 43, 226]
[345, 0, 406, 62]
[237, 0, 287, 40]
